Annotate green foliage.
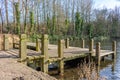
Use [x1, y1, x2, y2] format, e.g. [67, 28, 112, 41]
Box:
[30, 11, 34, 33]
[24, 20, 27, 34]
[15, 3, 20, 34]
[2, 0, 120, 42]
[94, 36, 108, 41]
[51, 15, 56, 35]
[49, 35, 59, 41]
[86, 24, 93, 39]
[75, 12, 84, 38]
[64, 19, 70, 35]
[65, 19, 69, 28]
[29, 33, 41, 42]
[46, 16, 51, 34]
[111, 15, 119, 37]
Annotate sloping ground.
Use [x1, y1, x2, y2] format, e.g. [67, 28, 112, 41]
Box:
[0, 58, 57, 80]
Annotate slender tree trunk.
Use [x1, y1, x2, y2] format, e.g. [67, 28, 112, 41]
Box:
[43, 0, 46, 22]
[15, 2, 20, 34]
[0, 9, 3, 33]
[30, 11, 34, 34]
[37, 7, 39, 33]
[5, 0, 9, 27]
[24, 0, 28, 34]
[52, 0, 56, 35]
[12, 0, 16, 34]
[71, 0, 75, 35]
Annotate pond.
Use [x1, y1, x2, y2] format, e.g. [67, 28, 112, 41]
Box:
[99, 40, 120, 80]
[50, 39, 120, 80]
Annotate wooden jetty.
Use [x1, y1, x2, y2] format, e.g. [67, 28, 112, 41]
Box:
[0, 34, 116, 76]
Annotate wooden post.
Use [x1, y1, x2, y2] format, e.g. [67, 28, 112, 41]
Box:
[58, 39, 64, 76]
[13, 35, 15, 48]
[41, 34, 49, 73]
[3, 34, 9, 50]
[36, 38, 40, 52]
[112, 41, 116, 71]
[19, 34, 27, 61]
[97, 66, 100, 78]
[81, 38, 85, 48]
[112, 41, 116, 59]
[89, 39, 94, 56]
[65, 38, 69, 48]
[96, 42, 101, 66]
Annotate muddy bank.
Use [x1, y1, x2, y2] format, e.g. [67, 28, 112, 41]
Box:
[0, 58, 57, 80]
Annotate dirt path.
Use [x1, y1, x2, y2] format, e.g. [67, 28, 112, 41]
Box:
[0, 58, 57, 80]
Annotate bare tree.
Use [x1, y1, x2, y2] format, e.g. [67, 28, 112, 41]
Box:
[0, 9, 3, 33]
[4, 0, 9, 28]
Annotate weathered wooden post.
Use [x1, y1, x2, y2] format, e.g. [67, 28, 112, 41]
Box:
[112, 41, 116, 72]
[13, 35, 15, 48]
[0, 36, 2, 50]
[19, 34, 27, 61]
[65, 38, 69, 48]
[41, 34, 49, 73]
[96, 66, 100, 78]
[81, 38, 85, 48]
[36, 38, 41, 52]
[89, 39, 94, 56]
[3, 34, 9, 50]
[112, 41, 116, 59]
[96, 42, 101, 66]
[58, 39, 64, 76]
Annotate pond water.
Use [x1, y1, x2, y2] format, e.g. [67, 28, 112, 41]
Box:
[99, 40, 120, 80]
[50, 39, 120, 80]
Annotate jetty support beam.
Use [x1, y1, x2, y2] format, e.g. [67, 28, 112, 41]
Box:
[41, 34, 49, 73]
[96, 42, 101, 66]
[112, 41, 116, 59]
[3, 34, 9, 50]
[58, 39, 64, 76]
[89, 39, 94, 56]
[65, 38, 69, 48]
[81, 39, 85, 48]
[19, 34, 27, 62]
[36, 38, 41, 52]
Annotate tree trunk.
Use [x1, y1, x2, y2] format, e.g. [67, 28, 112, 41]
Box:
[0, 9, 3, 33]
[5, 0, 9, 27]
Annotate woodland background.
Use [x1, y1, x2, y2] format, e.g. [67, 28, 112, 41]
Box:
[0, 0, 120, 40]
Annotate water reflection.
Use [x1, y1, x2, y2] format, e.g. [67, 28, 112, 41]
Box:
[52, 40, 119, 80]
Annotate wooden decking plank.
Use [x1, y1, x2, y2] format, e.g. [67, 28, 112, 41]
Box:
[100, 50, 114, 57]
